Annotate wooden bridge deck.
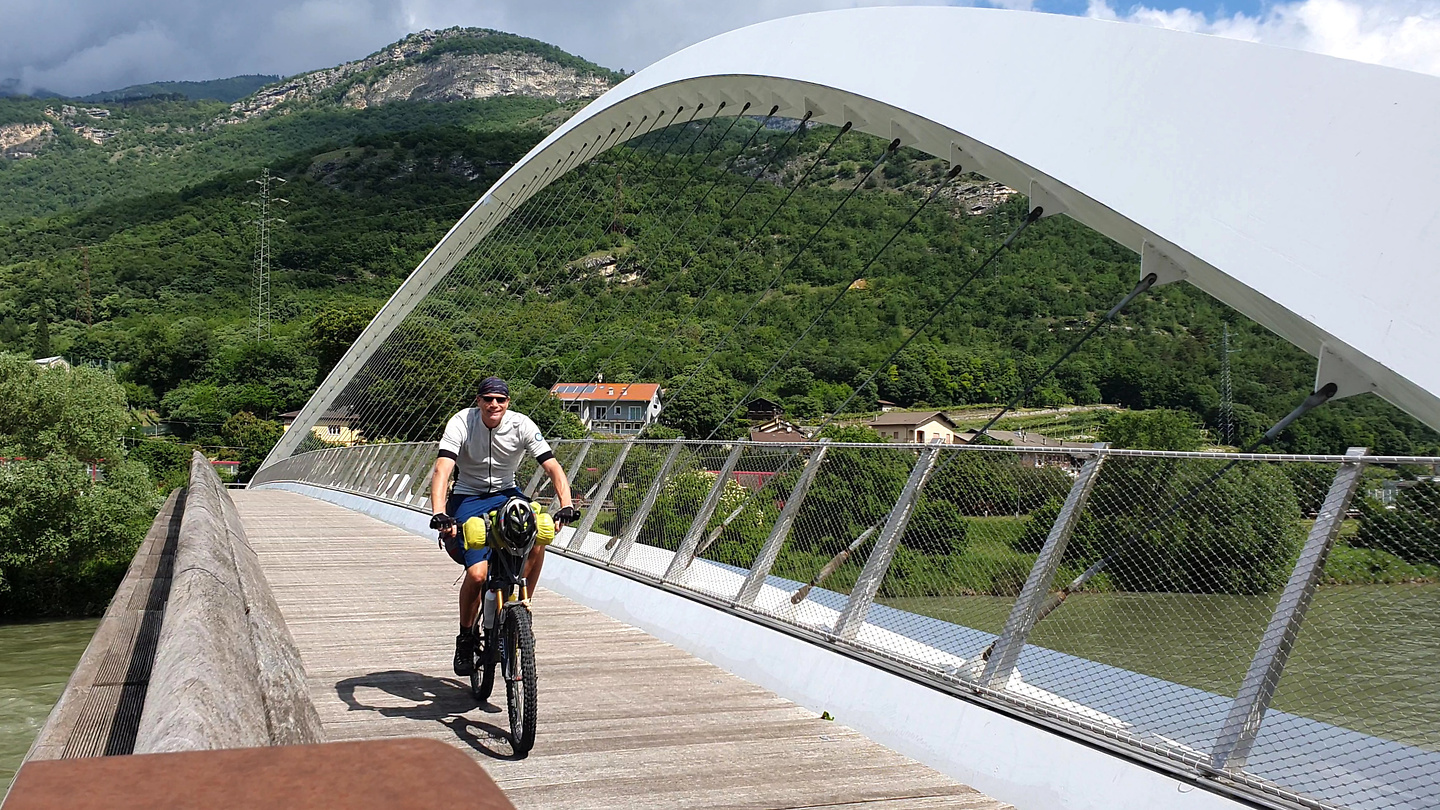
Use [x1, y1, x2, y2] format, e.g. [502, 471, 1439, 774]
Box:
[232, 490, 1009, 810]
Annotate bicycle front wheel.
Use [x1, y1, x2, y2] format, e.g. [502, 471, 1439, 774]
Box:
[502, 605, 537, 755]
[473, 626, 496, 702]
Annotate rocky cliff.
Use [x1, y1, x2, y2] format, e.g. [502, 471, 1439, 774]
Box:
[222, 28, 615, 123]
[0, 122, 52, 158]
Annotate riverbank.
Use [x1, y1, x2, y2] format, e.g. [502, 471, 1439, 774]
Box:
[0, 619, 98, 795]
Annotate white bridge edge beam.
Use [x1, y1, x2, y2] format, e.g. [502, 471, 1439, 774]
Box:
[262, 8, 1440, 469]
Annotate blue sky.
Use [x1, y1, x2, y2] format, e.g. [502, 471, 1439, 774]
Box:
[2, 0, 1437, 96]
[1039, 0, 1270, 15]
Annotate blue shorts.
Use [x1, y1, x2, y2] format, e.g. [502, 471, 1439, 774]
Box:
[443, 488, 527, 568]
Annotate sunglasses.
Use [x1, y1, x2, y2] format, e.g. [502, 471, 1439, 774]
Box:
[480, 395, 509, 404]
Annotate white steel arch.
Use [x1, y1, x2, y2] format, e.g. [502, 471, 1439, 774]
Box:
[265, 7, 1440, 467]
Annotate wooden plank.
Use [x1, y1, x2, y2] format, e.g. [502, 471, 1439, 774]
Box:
[232, 490, 1011, 810]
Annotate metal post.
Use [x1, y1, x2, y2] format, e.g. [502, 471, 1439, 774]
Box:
[370, 444, 405, 495]
[363, 445, 394, 493]
[545, 440, 594, 503]
[609, 443, 685, 565]
[981, 446, 1108, 688]
[735, 442, 831, 605]
[525, 463, 547, 496]
[339, 443, 374, 490]
[664, 443, 746, 581]
[390, 444, 427, 501]
[565, 440, 633, 549]
[834, 440, 945, 640]
[1209, 446, 1368, 771]
[401, 444, 435, 503]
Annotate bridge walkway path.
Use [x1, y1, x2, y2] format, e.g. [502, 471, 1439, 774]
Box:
[232, 489, 1008, 810]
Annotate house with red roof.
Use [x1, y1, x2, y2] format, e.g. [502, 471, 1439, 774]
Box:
[549, 382, 663, 436]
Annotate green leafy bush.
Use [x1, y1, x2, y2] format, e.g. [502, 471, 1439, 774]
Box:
[1352, 481, 1440, 566]
[0, 356, 159, 616]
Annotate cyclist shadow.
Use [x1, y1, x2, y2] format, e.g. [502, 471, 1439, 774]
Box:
[335, 670, 524, 761]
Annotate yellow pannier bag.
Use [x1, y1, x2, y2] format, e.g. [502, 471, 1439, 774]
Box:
[535, 511, 556, 545]
[463, 516, 487, 550]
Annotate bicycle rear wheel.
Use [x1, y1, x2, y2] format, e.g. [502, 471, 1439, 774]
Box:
[502, 605, 537, 755]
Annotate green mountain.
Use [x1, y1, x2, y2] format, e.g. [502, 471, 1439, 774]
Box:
[78, 75, 281, 103]
[0, 28, 618, 222]
[3, 31, 1437, 618]
[0, 28, 1433, 463]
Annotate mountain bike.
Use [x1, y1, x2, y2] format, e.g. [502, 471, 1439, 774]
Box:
[460, 503, 555, 756]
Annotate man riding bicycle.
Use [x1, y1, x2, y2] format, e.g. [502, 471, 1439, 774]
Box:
[429, 376, 578, 677]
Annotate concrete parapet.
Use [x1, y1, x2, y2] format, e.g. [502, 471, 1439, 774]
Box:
[134, 452, 322, 752]
[22, 489, 184, 764]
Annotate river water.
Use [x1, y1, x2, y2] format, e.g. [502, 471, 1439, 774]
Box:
[885, 584, 1440, 750]
[0, 619, 98, 795]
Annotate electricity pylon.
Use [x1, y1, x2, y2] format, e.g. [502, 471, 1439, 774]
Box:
[1220, 324, 1240, 445]
[249, 169, 286, 340]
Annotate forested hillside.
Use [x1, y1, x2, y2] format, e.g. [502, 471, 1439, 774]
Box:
[0, 27, 611, 220]
[2, 28, 1436, 617]
[2, 112, 1435, 459]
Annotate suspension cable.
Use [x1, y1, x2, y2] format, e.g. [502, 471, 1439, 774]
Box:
[346, 139, 599, 440]
[536, 108, 798, 434]
[660, 130, 894, 414]
[701, 201, 1045, 554]
[607, 118, 844, 415]
[383, 116, 677, 439]
[814, 204, 1045, 431]
[703, 165, 966, 441]
[376, 135, 626, 440]
[968, 271, 1159, 442]
[337, 119, 650, 443]
[564, 108, 798, 408]
[784, 267, 1161, 598]
[505, 104, 747, 395]
[495, 104, 713, 385]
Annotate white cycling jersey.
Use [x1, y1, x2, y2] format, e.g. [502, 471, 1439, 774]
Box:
[438, 409, 554, 496]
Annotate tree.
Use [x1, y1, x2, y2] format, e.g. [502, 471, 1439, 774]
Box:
[308, 303, 376, 380]
[127, 439, 192, 493]
[776, 366, 815, 399]
[659, 366, 746, 440]
[0, 355, 158, 616]
[1353, 480, 1440, 566]
[31, 303, 50, 359]
[1101, 409, 1204, 451]
[350, 322, 475, 442]
[124, 317, 214, 398]
[160, 383, 230, 440]
[222, 412, 284, 482]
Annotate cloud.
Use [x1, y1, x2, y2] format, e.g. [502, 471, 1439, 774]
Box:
[0, 0, 409, 96]
[1, 0, 987, 96]
[5, 0, 1436, 97]
[1086, 0, 1440, 77]
[395, 1, 1003, 75]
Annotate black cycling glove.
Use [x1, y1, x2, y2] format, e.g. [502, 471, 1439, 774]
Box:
[430, 513, 456, 531]
[552, 505, 580, 524]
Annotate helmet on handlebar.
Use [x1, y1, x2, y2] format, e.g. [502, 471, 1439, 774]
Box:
[492, 497, 537, 555]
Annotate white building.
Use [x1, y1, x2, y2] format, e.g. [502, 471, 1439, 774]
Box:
[550, 382, 662, 435]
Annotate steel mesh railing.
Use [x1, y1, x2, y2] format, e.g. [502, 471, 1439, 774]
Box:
[250, 439, 1440, 810]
